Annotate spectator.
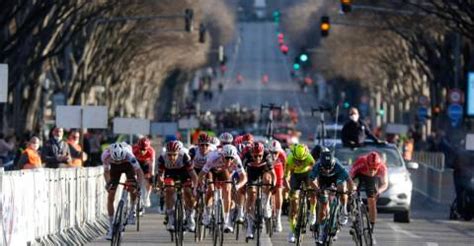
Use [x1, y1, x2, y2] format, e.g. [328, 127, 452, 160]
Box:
[41, 126, 71, 168]
[17, 136, 42, 169]
[0, 133, 15, 164]
[67, 130, 87, 168]
[341, 107, 382, 147]
[85, 130, 102, 167]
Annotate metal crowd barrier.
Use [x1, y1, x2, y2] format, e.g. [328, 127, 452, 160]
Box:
[1, 167, 107, 246]
[410, 152, 455, 205]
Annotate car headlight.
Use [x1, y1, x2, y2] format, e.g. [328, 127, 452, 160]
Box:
[389, 173, 409, 185]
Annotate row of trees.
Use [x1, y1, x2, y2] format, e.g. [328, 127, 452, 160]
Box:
[282, 0, 473, 127]
[0, 0, 235, 134]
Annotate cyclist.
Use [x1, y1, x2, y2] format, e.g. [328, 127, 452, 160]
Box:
[268, 139, 286, 232]
[157, 140, 198, 232]
[242, 142, 276, 239]
[284, 143, 316, 243]
[132, 137, 155, 208]
[197, 144, 247, 233]
[349, 151, 388, 235]
[310, 149, 354, 244]
[218, 132, 234, 147]
[102, 142, 145, 240]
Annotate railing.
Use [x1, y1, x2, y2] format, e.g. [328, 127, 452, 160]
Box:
[1, 167, 107, 245]
[410, 151, 455, 205]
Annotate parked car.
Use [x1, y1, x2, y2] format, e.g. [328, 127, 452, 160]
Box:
[334, 142, 419, 223]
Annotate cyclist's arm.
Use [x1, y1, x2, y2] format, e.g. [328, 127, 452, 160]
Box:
[377, 165, 389, 194]
[149, 148, 156, 176]
[183, 153, 198, 186]
[101, 151, 111, 184]
[309, 163, 320, 190]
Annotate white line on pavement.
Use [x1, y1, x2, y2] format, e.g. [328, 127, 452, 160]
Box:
[426, 242, 438, 246]
[388, 224, 422, 239]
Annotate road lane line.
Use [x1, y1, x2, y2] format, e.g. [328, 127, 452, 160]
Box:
[388, 224, 422, 239]
[426, 242, 438, 246]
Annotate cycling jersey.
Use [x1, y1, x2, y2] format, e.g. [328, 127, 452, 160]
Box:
[132, 145, 155, 174]
[310, 160, 349, 186]
[189, 147, 214, 170]
[201, 151, 245, 175]
[242, 150, 274, 184]
[350, 155, 387, 179]
[285, 153, 315, 178]
[272, 150, 286, 188]
[157, 152, 194, 184]
[101, 149, 141, 171]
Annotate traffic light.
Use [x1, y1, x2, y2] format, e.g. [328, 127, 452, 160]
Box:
[320, 16, 330, 37]
[273, 10, 281, 23]
[199, 23, 206, 43]
[184, 9, 194, 32]
[293, 63, 301, 71]
[343, 101, 350, 109]
[341, 0, 352, 13]
[299, 53, 308, 63]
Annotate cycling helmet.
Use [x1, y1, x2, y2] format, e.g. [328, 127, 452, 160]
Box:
[252, 142, 265, 155]
[268, 139, 282, 152]
[138, 137, 151, 150]
[110, 142, 128, 161]
[211, 136, 220, 146]
[242, 133, 254, 144]
[198, 133, 212, 145]
[320, 150, 335, 170]
[166, 140, 181, 153]
[367, 151, 382, 169]
[219, 132, 234, 145]
[222, 144, 238, 158]
[233, 135, 243, 145]
[311, 145, 329, 161]
[292, 144, 309, 161]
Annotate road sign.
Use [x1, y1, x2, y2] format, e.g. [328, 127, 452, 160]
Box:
[0, 64, 7, 102]
[178, 117, 199, 129]
[417, 107, 428, 121]
[448, 89, 463, 104]
[150, 122, 178, 136]
[447, 104, 463, 127]
[418, 96, 429, 106]
[113, 118, 150, 135]
[56, 106, 108, 129]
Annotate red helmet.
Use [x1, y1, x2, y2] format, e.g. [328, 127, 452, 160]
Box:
[138, 137, 151, 150]
[367, 151, 382, 168]
[252, 142, 265, 155]
[198, 133, 212, 145]
[166, 140, 181, 153]
[233, 135, 243, 145]
[242, 133, 254, 144]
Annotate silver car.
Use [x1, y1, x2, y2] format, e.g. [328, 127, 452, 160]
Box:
[334, 143, 419, 223]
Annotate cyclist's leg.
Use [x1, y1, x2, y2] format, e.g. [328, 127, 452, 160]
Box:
[141, 163, 153, 207]
[106, 165, 121, 238]
[262, 170, 273, 218]
[163, 170, 177, 230]
[203, 172, 214, 226]
[246, 169, 259, 237]
[303, 172, 317, 225]
[124, 164, 138, 215]
[182, 171, 195, 231]
[364, 176, 378, 231]
[337, 181, 349, 225]
[273, 164, 284, 229]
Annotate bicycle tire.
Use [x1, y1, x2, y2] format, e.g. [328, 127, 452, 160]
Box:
[234, 209, 240, 241]
[325, 198, 340, 246]
[352, 199, 363, 246]
[213, 199, 224, 246]
[111, 200, 124, 246]
[175, 195, 184, 246]
[361, 204, 373, 246]
[195, 194, 204, 242]
[256, 197, 262, 246]
[136, 193, 140, 232]
[295, 193, 307, 246]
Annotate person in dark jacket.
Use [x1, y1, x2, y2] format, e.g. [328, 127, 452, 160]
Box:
[341, 107, 382, 147]
[41, 126, 71, 168]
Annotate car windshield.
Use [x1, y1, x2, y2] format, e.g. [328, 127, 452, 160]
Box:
[334, 145, 403, 168]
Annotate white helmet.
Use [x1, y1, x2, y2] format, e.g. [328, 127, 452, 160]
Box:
[219, 132, 234, 145]
[222, 144, 238, 158]
[211, 136, 220, 147]
[268, 139, 282, 152]
[110, 142, 128, 161]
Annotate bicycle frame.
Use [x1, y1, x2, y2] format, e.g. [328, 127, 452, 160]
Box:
[295, 182, 316, 246]
[111, 182, 136, 246]
[163, 181, 185, 246]
[247, 178, 273, 245]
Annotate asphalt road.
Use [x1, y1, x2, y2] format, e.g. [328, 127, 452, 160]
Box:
[89, 193, 474, 246]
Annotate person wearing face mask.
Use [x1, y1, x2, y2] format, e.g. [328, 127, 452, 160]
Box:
[341, 107, 382, 148]
[67, 130, 87, 168]
[41, 126, 72, 168]
[17, 136, 42, 169]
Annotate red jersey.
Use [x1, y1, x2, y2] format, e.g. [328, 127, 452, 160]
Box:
[273, 149, 286, 167]
[132, 145, 155, 165]
[350, 154, 387, 179]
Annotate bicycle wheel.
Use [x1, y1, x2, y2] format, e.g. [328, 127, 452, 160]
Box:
[195, 194, 205, 242]
[175, 196, 184, 246]
[325, 199, 340, 246]
[360, 204, 373, 246]
[234, 208, 240, 241]
[256, 197, 262, 246]
[295, 193, 307, 246]
[213, 199, 224, 246]
[136, 193, 140, 232]
[111, 200, 124, 246]
[351, 200, 363, 246]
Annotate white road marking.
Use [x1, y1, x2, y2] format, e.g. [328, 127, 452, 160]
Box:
[388, 223, 422, 239]
[426, 242, 438, 246]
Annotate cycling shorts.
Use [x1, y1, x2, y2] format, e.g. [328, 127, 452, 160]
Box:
[353, 174, 379, 198]
[109, 163, 137, 190]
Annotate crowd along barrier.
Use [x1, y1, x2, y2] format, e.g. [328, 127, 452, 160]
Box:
[411, 152, 455, 205]
[1, 167, 108, 245]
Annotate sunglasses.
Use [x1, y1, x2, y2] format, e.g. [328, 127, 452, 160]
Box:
[224, 156, 234, 160]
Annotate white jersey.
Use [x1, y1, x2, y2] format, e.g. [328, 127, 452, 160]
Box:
[201, 151, 245, 174]
[190, 147, 214, 169]
[101, 148, 141, 171]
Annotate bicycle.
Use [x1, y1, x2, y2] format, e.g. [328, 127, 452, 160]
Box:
[163, 180, 185, 246]
[350, 190, 373, 246]
[194, 185, 207, 242]
[110, 182, 139, 246]
[314, 186, 346, 246]
[208, 180, 233, 246]
[246, 178, 274, 245]
[294, 182, 317, 246]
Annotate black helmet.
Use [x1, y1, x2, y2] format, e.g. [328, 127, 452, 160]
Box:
[320, 150, 335, 170]
[311, 145, 329, 160]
